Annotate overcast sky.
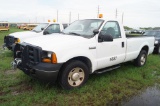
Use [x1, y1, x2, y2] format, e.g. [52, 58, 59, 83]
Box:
[0, 0, 159, 28]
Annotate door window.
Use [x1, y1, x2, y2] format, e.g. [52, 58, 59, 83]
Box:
[45, 24, 60, 34]
[101, 21, 121, 39]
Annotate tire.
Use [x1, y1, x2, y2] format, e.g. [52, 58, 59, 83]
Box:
[134, 50, 147, 67]
[59, 60, 89, 90]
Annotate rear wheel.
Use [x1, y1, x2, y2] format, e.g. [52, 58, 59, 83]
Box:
[134, 50, 147, 67]
[59, 60, 89, 90]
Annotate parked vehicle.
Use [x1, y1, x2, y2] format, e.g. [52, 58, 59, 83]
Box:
[12, 19, 155, 90]
[0, 22, 9, 31]
[10, 24, 17, 27]
[17, 24, 21, 29]
[3, 23, 68, 50]
[125, 29, 131, 34]
[19, 24, 27, 29]
[143, 30, 160, 54]
[130, 29, 144, 34]
[23, 24, 38, 30]
[138, 30, 145, 34]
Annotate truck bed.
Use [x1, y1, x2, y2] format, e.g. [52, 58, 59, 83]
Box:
[126, 34, 146, 38]
[124, 35, 155, 62]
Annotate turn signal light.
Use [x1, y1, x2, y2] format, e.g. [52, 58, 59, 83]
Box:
[42, 58, 51, 63]
[51, 53, 57, 63]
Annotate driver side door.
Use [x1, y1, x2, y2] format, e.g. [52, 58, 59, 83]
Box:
[96, 21, 126, 70]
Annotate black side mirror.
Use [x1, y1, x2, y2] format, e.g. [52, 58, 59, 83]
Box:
[41, 28, 44, 31]
[43, 31, 49, 35]
[93, 29, 99, 35]
[98, 32, 113, 42]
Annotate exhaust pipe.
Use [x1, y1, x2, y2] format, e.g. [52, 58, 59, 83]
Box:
[11, 58, 22, 70]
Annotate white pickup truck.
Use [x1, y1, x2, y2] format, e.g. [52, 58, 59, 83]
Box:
[3, 22, 68, 50]
[12, 19, 155, 90]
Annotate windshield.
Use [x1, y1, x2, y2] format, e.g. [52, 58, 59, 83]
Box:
[144, 31, 160, 37]
[32, 23, 49, 33]
[62, 19, 104, 37]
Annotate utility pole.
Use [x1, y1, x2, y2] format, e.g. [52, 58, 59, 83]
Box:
[69, 12, 71, 23]
[115, 8, 117, 19]
[97, 5, 99, 18]
[57, 10, 58, 22]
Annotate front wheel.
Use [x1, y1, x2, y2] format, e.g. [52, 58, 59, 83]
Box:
[134, 50, 147, 67]
[59, 60, 89, 90]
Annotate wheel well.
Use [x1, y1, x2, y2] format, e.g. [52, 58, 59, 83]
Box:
[141, 45, 149, 54]
[61, 56, 92, 74]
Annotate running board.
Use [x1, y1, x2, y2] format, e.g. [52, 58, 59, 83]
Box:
[94, 65, 121, 74]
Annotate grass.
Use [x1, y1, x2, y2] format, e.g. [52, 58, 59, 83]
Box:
[0, 28, 160, 106]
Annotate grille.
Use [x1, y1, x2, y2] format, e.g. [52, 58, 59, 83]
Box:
[20, 45, 42, 67]
[27, 45, 42, 66]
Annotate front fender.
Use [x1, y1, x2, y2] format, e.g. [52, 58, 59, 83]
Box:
[56, 48, 97, 73]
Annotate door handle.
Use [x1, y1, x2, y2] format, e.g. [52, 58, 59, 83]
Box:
[122, 42, 124, 48]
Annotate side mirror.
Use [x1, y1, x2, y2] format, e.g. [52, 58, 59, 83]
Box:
[43, 30, 49, 35]
[41, 28, 44, 31]
[98, 33, 113, 42]
[93, 29, 99, 35]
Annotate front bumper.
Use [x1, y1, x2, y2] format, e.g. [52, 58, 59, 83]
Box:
[31, 63, 63, 82]
[13, 59, 63, 82]
[3, 43, 16, 51]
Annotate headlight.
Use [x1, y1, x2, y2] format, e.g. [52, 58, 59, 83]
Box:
[42, 51, 57, 64]
[155, 40, 158, 44]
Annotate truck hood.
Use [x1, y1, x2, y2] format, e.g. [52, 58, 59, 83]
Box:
[23, 34, 93, 52]
[9, 31, 41, 42]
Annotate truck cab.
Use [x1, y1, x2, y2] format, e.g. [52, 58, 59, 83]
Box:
[12, 19, 155, 90]
[3, 22, 68, 50]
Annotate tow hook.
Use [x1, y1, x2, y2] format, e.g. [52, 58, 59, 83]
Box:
[11, 58, 22, 70]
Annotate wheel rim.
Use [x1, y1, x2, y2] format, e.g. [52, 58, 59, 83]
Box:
[140, 54, 146, 65]
[68, 67, 85, 87]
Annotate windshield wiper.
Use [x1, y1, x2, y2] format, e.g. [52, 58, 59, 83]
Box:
[32, 30, 37, 32]
[61, 32, 67, 34]
[32, 30, 40, 33]
[69, 32, 81, 36]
